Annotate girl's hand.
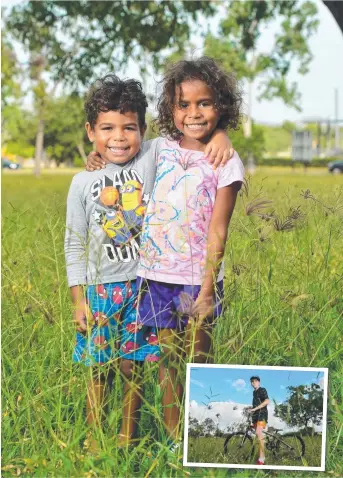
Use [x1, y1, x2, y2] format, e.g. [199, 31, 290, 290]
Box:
[191, 293, 216, 325]
[86, 151, 106, 171]
[205, 130, 234, 170]
[73, 298, 93, 333]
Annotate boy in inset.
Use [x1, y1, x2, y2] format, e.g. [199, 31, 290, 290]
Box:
[248, 376, 270, 465]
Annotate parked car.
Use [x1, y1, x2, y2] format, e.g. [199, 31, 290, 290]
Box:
[2, 158, 21, 170]
[328, 160, 343, 174]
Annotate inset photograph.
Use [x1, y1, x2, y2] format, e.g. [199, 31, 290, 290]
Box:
[184, 364, 328, 471]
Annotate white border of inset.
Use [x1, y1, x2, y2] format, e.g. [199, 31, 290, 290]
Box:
[183, 364, 328, 472]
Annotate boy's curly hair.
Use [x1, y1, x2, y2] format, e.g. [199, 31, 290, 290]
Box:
[85, 74, 148, 129]
[155, 57, 242, 141]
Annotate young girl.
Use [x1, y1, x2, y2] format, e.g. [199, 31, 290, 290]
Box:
[136, 57, 244, 450]
[86, 57, 244, 451]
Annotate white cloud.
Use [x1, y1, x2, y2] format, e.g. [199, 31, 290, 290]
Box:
[190, 379, 204, 388]
[188, 400, 308, 433]
[190, 400, 199, 408]
[232, 379, 246, 392]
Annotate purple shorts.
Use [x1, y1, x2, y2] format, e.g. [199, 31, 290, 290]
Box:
[136, 277, 224, 329]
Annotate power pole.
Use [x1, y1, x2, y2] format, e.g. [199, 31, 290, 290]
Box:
[243, 54, 257, 174]
[335, 88, 340, 150]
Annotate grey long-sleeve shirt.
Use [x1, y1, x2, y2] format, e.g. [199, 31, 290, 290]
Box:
[64, 139, 160, 287]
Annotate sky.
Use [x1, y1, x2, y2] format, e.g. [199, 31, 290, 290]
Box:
[188, 366, 326, 432]
[2, 0, 343, 126]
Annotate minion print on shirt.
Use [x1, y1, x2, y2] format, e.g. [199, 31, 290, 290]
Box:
[91, 169, 149, 264]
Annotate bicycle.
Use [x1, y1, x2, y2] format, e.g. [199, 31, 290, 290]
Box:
[223, 410, 305, 465]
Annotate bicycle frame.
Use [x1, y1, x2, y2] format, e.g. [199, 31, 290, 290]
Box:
[233, 421, 297, 453]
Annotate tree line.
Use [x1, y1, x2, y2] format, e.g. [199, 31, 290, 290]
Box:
[3, 0, 339, 174]
[188, 383, 324, 438]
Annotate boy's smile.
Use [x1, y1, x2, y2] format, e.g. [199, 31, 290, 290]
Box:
[86, 111, 145, 165]
[173, 79, 220, 150]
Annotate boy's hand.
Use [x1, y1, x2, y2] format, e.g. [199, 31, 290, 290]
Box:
[86, 151, 106, 171]
[73, 297, 94, 333]
[205, 130, 234, 170]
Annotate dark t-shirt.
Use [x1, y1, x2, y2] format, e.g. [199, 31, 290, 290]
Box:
[252, 387, 269, 423]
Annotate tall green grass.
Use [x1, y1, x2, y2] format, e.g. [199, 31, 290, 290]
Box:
[2, 171, 343, 477]
[187, 436, 321, 467]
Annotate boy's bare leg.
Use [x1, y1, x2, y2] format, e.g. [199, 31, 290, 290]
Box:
[256, 425, 265, 460]
[118, 359, 144, 446]
[185, 320, 213, 364]
[158, 329, 184, 441]
[86, 370, 107, 452]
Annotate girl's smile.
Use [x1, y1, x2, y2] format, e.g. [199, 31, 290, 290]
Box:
[173, 79, 220, 151]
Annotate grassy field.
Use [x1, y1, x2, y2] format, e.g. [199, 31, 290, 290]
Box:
[2, 169, 343, 477]
[187, 435, 321, 468]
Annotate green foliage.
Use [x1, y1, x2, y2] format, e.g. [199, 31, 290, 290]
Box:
[5, 1, 216, 87]
[274, 384, 324, 429]
[2, 93, 90, 164]
[187, 435, 323, 467]
[2, 104, 37, 158]
[229, 122, 266, 163]
[260, 124, 292, 155]
[2, 171, 342, 475]
[144, 113, 159, 141]
[44, 95, 89, 165]
[204, 0, 319, 110]
[258, 157, 338, 167]
[1, 34, 22, 109]
[202, 417, 216, 436]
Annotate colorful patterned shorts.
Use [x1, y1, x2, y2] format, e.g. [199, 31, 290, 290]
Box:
[73, 281, 160, 366]
[137, 277, 224, 329]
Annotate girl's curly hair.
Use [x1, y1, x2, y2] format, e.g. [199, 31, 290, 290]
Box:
[155, 57, 242, 141]
[85, 74, 148, 129]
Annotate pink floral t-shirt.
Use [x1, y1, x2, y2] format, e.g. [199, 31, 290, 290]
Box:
[137, 139, 245, 285]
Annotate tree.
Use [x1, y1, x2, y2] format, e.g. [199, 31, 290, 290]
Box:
[1, 36, 22, 110]
[188, 416, 203, 438]
[44, 94, 89, 166]
[4, 1, 216, 87]
[274, 383, 324, 430]
[2, 106, 37, 159]
[203, 417, 216, 437]
[229, 122, 266, 164]
[1, 31, 23, 151]
[4, 1, 217, 173]
[204, 1, 319, 166]
[323, 1, 343, 34]
[204, 1, 319, 110]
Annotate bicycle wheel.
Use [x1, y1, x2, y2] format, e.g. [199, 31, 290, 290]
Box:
[223, 432, 255, 464]
[276, 434, 305, 462]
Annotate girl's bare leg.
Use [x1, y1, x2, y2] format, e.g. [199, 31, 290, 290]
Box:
[185, 320, 213, 363]
[158, 329, 184, 440]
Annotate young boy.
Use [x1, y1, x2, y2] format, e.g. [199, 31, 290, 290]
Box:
[65, 75, 162, 450]
[65, 73, 233, 450]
